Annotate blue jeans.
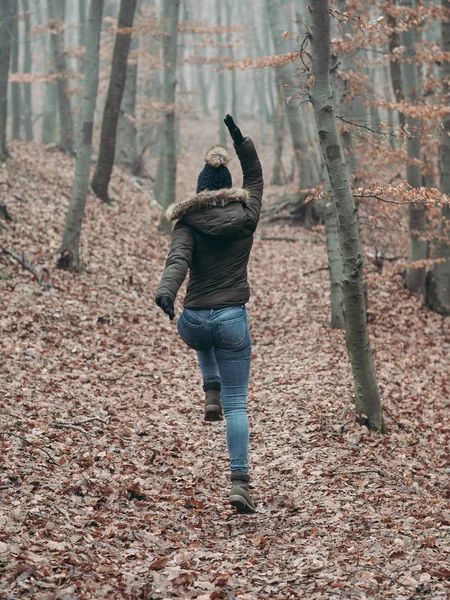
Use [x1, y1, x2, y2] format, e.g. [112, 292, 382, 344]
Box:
[177, 306, 252, 474]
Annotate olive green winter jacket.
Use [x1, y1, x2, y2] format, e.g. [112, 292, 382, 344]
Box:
[155, 137, 263, 309]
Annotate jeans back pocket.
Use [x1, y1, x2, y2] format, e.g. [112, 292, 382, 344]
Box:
[178, 311, 204, 350]
[217, 312, 249, 351]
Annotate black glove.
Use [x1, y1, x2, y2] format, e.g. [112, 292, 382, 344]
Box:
[156, 296, 175, 320]
[224, 114, 245, 145]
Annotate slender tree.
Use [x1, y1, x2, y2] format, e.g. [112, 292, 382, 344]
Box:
[79, 0, 86, 48]
[309, 0, 383, 431]
[386, 2, 405, 130]
[58, 0, 104, 271]
[42, 5, 58, 146]
[226, 0, 237, 121]
[216, 0, 227, 147]
[91, 0, 138, 202]
[158, 0, 180, 233]
[22, 0, 33, 141]
[400, 0, 427, 295]
[11, 0, 21, 139]
[0, 0, 16, 160]
[265, 0, 320, 191]
[48, 0, 74, 153]
[426, 0, 450, 315]
[319, 164, 345, 330]
[116, 15, 139, 172]
[271, 86, 286, 186]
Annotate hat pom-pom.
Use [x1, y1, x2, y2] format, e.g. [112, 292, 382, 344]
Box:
[205, 145, 232, 168]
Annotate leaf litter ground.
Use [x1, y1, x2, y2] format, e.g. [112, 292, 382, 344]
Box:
[1, 140, 450, 599]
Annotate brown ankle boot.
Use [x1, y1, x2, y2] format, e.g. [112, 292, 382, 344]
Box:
[204, 389, 223, 422]
[229, 472, 256, 514]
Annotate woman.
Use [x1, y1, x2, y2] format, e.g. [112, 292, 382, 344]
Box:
[155, 115, 263, 514]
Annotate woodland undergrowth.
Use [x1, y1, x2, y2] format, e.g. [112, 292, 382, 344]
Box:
[1, 139, 450, 599]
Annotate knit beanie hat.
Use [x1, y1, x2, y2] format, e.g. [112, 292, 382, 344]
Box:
[196, 145, 232, 193]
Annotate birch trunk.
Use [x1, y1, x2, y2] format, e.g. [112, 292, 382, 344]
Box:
[0, 0, 15, 160]
[265, 0, 319, 190]
[158, 0, 180, 233]
[48, 0, 74, 153]
[400, 0, 427, 295]
[309, 0, 383, 431]
[91, 0, 137, 201]
[426, 0, 450, 315]
[22, 0, 33, 141]
[58, 0, 104, 271]
[11, 1, 21, 140]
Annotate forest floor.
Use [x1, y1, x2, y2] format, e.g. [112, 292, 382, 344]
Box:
[1, 136, 450, 599]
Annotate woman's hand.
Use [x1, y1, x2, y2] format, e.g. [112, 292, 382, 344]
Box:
[156, 296, 175, 320]
[224, 114, 244, 145]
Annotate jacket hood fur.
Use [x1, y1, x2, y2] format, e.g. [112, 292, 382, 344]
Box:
[166, 187, 250, 221]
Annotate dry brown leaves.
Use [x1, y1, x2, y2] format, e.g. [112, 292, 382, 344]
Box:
[1, 135, 450, 599]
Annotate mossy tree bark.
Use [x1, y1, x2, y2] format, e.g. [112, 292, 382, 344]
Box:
[309, 0, 383, 431]
[58, 0, 104, 271]
[158, 0, 180, 233]
[426, 0, 450, 315]
[0, 0, 16, 161]
[400, 0, 427, 295]
[48, 0, 74, 153]
[91, 0, 137, 202]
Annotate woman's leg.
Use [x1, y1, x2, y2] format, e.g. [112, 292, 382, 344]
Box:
[196, 347, 220, 390]
[213, 308, 252, 474]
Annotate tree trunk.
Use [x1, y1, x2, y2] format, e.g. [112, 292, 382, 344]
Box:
[48, 0, 74, 153]
[216, 0, 227, 147]
[426, 0, 450, 315]
[11, 0, 21, 139]
[386, 8, 405, 130]
[158, 0, 180, 233]
[196, 55, 210, 117]
[116, 21, 139, 172]
[226, 0, 237, 121]
[42, 0, 58, 146]
[309, 0, 383, 431]
[58, 0, 104, 271]
[0, 0, 16, 160]
[22, 0, 33, 141]
[271, 85, 285, 186]
[265, 0, 320, 190]
[79, 0, 86, 48]
[91, 0, 137, 201]
[253, 27, 269, 146]
[400, 0, 427, 295]
[319, 164, 345, 329]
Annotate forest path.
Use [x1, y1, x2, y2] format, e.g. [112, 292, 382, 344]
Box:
[1, 143, 450, 599]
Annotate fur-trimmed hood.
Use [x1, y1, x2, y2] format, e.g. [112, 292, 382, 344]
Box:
[166, 187, 250, 221]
